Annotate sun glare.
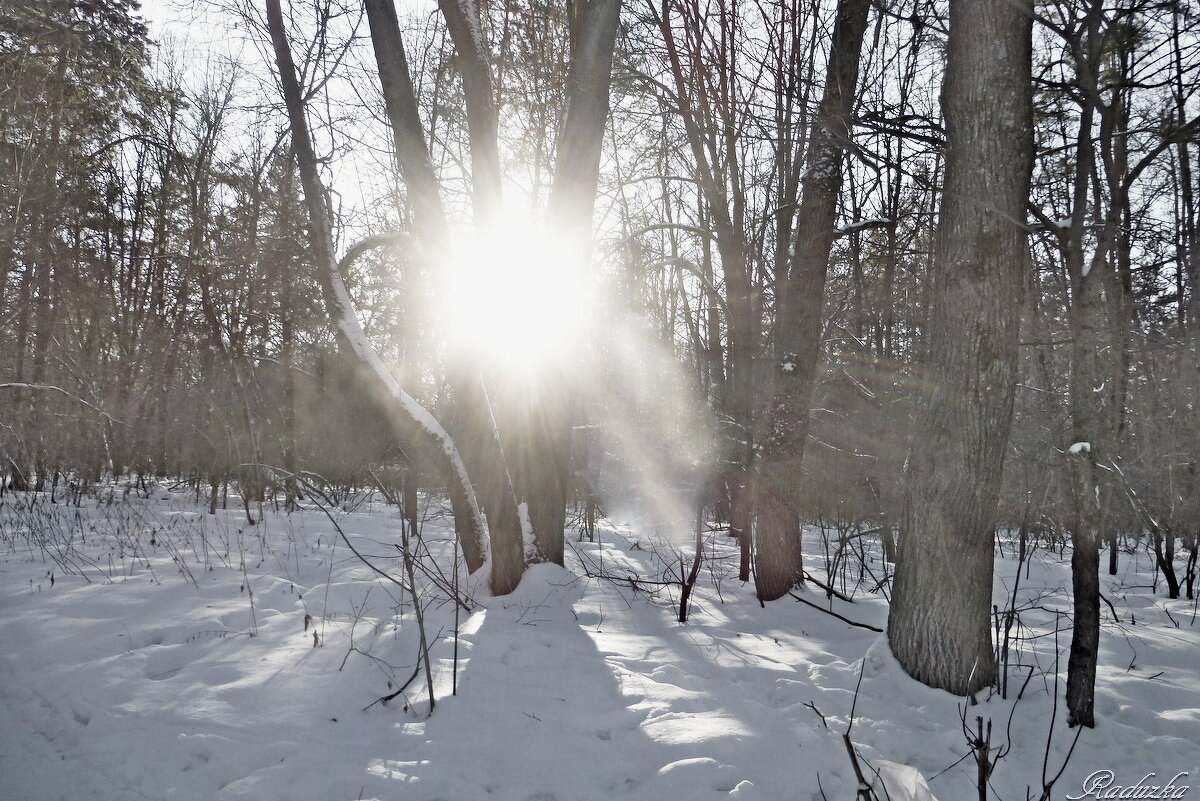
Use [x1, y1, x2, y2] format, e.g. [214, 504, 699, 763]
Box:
[445, 214, 591, 371]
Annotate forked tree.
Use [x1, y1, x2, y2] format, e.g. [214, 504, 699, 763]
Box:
[265, 0, 621, 594]
[265, 0, 489, 571]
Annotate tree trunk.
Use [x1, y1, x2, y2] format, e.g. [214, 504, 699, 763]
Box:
[1066, 448, 1100, 727]
[264, 0, 487, 570]
[754, 0, 872, 602]
[364, 0, 452, 246]
[437, 0, 503, 224]
[521, 0, 621, 566]
[1060, 2, 1110, 728]
[887, 0, 1033, 696]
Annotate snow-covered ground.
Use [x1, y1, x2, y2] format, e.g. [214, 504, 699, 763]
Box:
[1, 487, 1196, 801]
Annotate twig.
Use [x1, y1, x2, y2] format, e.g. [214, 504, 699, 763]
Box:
[0, 383, 124, 424]
[401, 514, 436, 715]
[844, 732, 877, 800]
[844, 660, 879, 800]
[1099, 592, 1121, 623]
[804, 700, 829, 728]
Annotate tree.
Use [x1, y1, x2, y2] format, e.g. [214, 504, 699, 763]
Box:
[431, 0, 622, 588]
[266, 0, 621, 593]
[1021, 0, 1200, 726]
[0, 0, 151, 488]
[753, 0, 872, 602]
[264, 0, 488, 568]
[887, 0, 1034, 696]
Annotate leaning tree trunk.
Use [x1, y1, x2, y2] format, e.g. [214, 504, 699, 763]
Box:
[753, 0, 871, 602]
[264, 0, 486, 571]
[887, 0, 1033, 696]
[364, 0, 496, 574]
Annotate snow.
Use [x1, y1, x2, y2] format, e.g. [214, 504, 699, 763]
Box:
[518, 500, 536, 560]
[2, 488, 1198, 801]
[835, 217, 891, 237]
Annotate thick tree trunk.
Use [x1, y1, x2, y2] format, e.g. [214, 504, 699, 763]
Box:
[753, 0, 871, 602]
[887, 0, 1033, 696]
[548, 0, 622, 241]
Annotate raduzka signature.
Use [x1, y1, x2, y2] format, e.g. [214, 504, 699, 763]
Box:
[1066, 771, 1190, 800]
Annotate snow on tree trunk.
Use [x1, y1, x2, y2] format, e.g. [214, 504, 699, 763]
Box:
[264, 0, 487, 572]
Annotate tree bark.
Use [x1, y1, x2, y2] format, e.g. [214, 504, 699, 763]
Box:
[753, 0, 872, 602]
[364, 0, 452, 247]
[1066, 446, 1100, 727]
[437, 0, 503, 223]
[887, 0, 1033, 696]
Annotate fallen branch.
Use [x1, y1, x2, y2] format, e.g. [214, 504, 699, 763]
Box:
[789, 592, 883, 632]
[803, 570, 856, 603]
[362, 665, 421, 711]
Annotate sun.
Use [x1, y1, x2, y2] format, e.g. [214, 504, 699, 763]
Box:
[444, 213, 591, 372]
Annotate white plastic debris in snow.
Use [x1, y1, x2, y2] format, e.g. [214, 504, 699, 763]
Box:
[871, 760, 940, 801]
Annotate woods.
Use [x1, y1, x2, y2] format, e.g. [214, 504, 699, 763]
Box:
[3, 0, 1199, 744]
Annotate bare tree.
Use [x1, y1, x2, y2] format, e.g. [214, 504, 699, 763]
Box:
[887, 0, 1034, 696]
[264, 0, 487, 569]
[753, 0, 872, 602]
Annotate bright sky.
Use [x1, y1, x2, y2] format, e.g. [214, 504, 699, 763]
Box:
[138, 0, 235, 49]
